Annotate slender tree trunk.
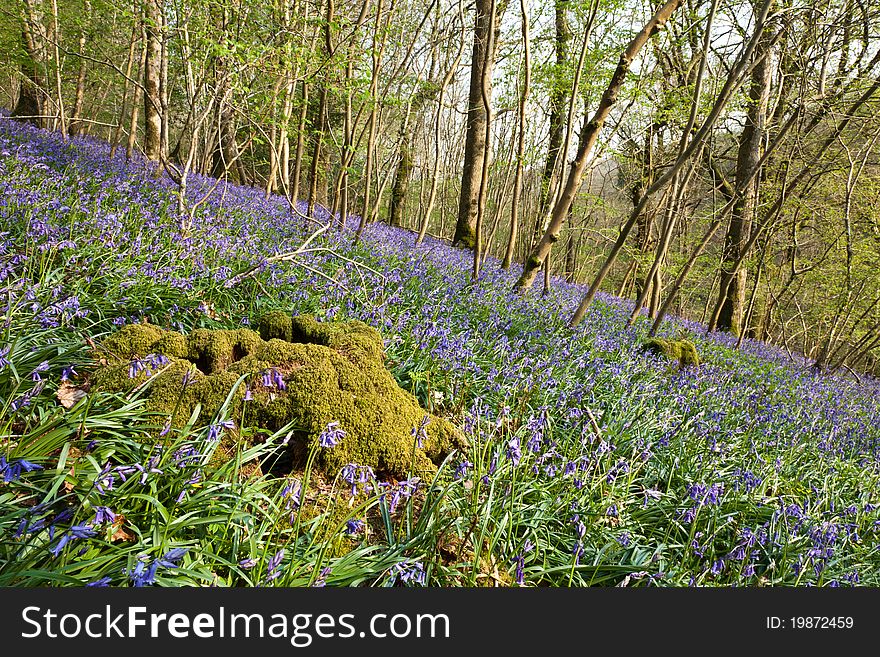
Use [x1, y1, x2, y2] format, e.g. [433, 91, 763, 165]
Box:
[159, 3, 169, 158]
[388, 108, 415, 227]
[308, 0, 334, 215]
[12, 2, 47, 129]
[69, 0, 92, 136]
[209, 7, 241, 181]
[110, 21, 139, 158]
[503, 0, 531, 269]
[417, 26, 465, 245]
[533, 0, 570, 248]
[711, 25, 774, 335]
[472, 0, 498, 279]
[389, 85, 433, 228]
[127, 33, 147, 160]
[143, 0, 163, 161]
[453, 0, 505, 248]
[357, 0, 386, 237]
[291, 82, 309, 205]
[49, 0, 67, 137]
[515, 0, 686, 293]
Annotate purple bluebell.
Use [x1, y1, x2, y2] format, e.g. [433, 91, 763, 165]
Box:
[318, 421, 345, 448]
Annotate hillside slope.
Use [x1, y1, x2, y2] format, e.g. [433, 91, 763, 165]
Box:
[2, 118, 879, 587]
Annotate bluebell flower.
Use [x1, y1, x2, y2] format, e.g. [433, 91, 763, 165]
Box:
[281, 480, 301, 511]
[411, 415, 430, 448]
[453, 460, 473, 481]
[95, 464, 115, 493]
[312, 567, 331, 587]
[86, 576, 113, 587]
[128, 358, 144, 379]
[181, 368, 196, 387]
[390, 561, 426, 586]
[345, 519, 364, 535]
[513, 554, 526, 585]
[318, 421, 345, 448]
[271, 369, 286, 390]
[506, 437, 522, 466]
[264, 549, 285, 583]
[93, 506, 116, 524]
[1, 458, 43, 483]
[51, 524, 96, 557]
[30, 361, 49, 381]
[129, 556, 159, 587]
[207, 419, 235, 442]
[156, 547, 188, 568]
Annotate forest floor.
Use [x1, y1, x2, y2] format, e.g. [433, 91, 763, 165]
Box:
[2, 117, 880, 587]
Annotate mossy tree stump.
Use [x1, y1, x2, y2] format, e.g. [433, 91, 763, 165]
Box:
[93, 313, 464, 479]
[643, 337, 700, 368]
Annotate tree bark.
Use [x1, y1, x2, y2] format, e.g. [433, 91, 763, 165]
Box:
[12, 0, 48, 128]
[533, 0, 570, 247]
[502, 0, 531, 269]
[69, 0, 92, 136]
[453, 0, 505, 248]
[711, 26, 774, 335]
[143, 0, 163, 161]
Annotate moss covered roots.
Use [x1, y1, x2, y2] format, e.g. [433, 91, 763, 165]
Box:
[643, 337, 701, 368]
[93, 314, 464, 479]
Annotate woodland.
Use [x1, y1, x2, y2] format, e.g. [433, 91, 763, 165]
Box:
[1, 0, 879, 587]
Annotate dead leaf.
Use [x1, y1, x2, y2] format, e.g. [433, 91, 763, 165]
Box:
[110, 516, 136, 543]
[56, 381, 88, 409]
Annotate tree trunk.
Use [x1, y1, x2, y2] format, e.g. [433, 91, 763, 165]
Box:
[127, 35, 147, 161]
[12, 1, 48, 128]
[143, 0, 163, 161]
[110, 22, 139, 157]
[453, 0, 504, 248]
[515, 0, 686, 293]
[503, 0, 531, 269]
[533, 0, 570, 247]
[11, 32, 45, 127]
[388, 128, 414, 227]
[711, 28, 774, 335]
[69, 0, 92, 136]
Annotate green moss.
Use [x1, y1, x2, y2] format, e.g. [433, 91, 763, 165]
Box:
[99, 323, 165, 361]
[92, 315, 464, 479]
[290, 314, 385, 364]
[643, 338, 701, 368]
[258, 311, 293, 342]
[453, 225, 477, 249]
[187, 327, 261, 374]
[152, 331, 189, 358]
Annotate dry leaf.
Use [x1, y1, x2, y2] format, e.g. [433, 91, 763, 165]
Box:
[56, 381, 88, 409]
[110, 516, 136, 543]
